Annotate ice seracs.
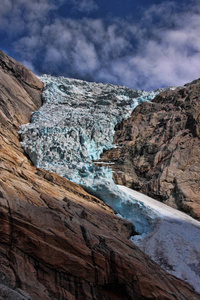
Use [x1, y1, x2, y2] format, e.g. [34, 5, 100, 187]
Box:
[19, 75, 200, 293]
[20, 75, 161, 234]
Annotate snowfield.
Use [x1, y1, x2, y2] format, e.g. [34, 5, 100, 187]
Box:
[118, 185, 200, 293]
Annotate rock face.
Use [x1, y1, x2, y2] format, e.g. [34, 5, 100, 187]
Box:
[100, 80, 200, 219]
[0, 50, 200, 300]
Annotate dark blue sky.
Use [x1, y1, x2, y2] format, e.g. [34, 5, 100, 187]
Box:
[1, 0, 199, 90]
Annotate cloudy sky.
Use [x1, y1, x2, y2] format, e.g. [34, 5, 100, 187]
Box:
[1, 0, 200, 90]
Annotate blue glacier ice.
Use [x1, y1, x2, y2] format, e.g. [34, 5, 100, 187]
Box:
[19, 75, 163, 234]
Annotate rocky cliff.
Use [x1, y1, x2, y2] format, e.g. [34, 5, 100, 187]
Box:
[100, 80, 200, 220]
[0, 50, 200, 299]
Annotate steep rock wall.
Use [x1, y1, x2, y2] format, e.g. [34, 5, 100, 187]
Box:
[0, 50, 200, 299]
[100, 80, 200, 219]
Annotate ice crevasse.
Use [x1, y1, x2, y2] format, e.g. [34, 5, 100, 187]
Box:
[20, 75, 161, 234]
[19, 75, 200, 293]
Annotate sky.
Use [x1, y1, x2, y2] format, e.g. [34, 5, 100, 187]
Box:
[0, 0, 200, 90]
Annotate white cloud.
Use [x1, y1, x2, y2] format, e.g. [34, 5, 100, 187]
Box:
[2, 0, 200, 90]
[21, 60, 36, 73]
[0, 0, 12, 18]
[72, 38, 99, 73]
[95, 1, 200, 90]
[70, 0, 98, 13]
[0, 0, 63, 34]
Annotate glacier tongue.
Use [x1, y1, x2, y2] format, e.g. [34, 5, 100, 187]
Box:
[20, 75, 161, 234]
[19, 75, 200, 293]
[119, 185, 200, 294]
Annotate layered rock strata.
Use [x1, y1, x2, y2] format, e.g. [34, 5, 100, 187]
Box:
[0, 50, 200, 299]
[100, 80, 200, 219]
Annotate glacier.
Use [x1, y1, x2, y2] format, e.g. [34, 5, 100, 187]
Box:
[19, 75, 161, 234]
[19, 75, 200, 293]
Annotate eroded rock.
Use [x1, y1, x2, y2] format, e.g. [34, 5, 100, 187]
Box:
[100, 79, 200, 219]
[0, 50, 200, 299]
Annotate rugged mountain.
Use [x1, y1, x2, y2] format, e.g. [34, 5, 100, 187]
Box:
[15, 71, 200, 292]
[0, 50, 200, 299]
[100, 81, 200, 220]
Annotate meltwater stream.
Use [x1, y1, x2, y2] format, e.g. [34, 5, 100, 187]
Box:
[19, 75, 200, 293]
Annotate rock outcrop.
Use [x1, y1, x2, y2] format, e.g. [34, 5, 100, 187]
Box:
[0, 50, 200, 299]
[100, 80, 200, 219]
